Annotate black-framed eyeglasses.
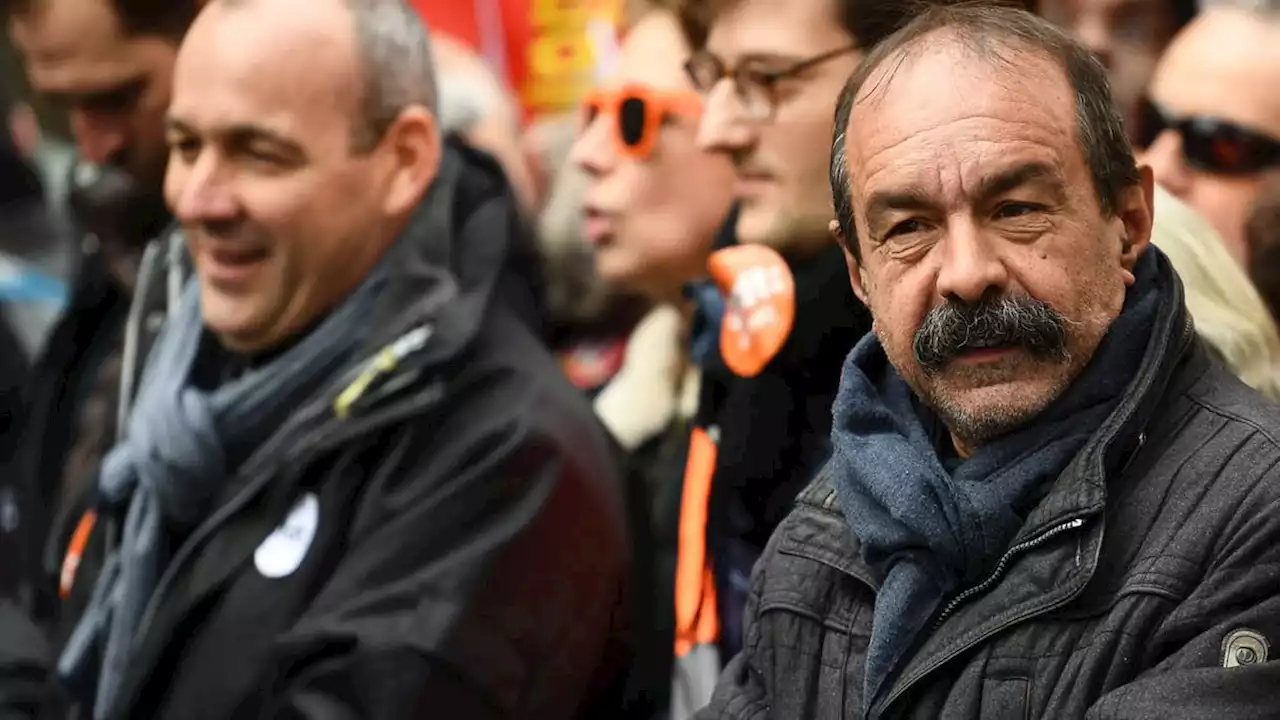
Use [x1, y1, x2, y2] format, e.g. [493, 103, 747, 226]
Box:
[1136, 97, 1280, 177]
[683, 45, 857, 121]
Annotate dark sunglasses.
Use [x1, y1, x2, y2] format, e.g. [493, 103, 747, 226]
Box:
[580, 85, 702, 160]
[1137, 97, 1280, 177]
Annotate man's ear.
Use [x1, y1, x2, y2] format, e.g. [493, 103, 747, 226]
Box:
[1117, 166, 1156, 284]
[831, 219, 870, 305]
[377, 106, 442, 218]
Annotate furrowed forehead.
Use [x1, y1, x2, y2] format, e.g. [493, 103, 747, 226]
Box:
[845, 40, 1078, 206]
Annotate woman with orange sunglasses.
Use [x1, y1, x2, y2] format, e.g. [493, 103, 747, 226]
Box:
[569, 1, 737, 715]
[571, 3, 735, 306]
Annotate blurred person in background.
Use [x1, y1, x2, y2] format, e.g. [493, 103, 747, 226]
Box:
[432, 31, 549, 337]
[538, 136, 641, 354]
[0, 0, 632, 716]
[7, 100, 75, 219]
[1247, 171, 1280, 324]
[571, 0, 736, 713]
[1036, 0, 1196, 143]
[524, 115, 578, 215]
[536, 131, 660, 720]
[11, 0, 186, 283]
[1142, 0, 1280, 265]
[1152, 184, 1280, 399]
[433, 31, 536, 212]
[573, 0, 734, 488]
[0, 87, 69, 360]
[537, 122, 655, 403]
[0, 0, 199, 650]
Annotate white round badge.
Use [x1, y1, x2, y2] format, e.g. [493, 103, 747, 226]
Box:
[254, 492, 319, 579]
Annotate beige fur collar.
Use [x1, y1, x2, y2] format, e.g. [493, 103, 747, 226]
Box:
[593, 304, 699, 451]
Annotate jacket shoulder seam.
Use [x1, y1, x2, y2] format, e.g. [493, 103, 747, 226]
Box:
[1182, 392, 1280, 454]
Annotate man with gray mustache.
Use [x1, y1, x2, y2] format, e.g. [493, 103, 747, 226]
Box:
[696, 4, 1280, 719]
[912, 294, 1076, 442]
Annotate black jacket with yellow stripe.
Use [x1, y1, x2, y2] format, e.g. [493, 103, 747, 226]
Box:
[0, 144, 632, 720]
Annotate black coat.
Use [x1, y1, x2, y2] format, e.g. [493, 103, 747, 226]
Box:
[0, 246, 129, 629]
[699, 243, 872, 654]
[697, 257, 1280, 719]
[0, 145, 632, 719]
[0, 314, 26, 445]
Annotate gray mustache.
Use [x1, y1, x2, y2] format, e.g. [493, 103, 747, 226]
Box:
[913, 295, 1069, 374]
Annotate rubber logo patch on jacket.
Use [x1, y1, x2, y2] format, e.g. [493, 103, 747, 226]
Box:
[707, 245, 795, 378]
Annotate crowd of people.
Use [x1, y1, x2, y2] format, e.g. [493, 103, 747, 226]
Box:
[0, 0, 1277, 717]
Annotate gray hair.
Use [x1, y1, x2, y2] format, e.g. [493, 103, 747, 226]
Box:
[829, 3, 1139, 262]
[435, 74, 507, 135]
[432, 48, 521, 138]
[346, 0, 439, 151]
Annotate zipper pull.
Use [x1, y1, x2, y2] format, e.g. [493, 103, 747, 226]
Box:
[933, 516, 1089, 630]
[333, 325, 433, 419]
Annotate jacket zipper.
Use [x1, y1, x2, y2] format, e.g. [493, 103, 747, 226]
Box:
[925, 402, 1147, 631]
[869, 514, 1094, 718]
[931, 516, 1088, 632]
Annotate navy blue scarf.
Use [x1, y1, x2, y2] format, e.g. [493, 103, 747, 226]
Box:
[830, 249, 1164, 715]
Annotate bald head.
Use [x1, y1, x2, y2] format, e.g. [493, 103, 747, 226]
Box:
[207, 0, 437, 150]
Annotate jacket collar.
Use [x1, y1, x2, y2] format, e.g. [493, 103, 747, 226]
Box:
[122, 140, 520, 428]
[593, 304, 698, 452]
[1012, 248, 1196, 543]
[360, 139, 515, 368]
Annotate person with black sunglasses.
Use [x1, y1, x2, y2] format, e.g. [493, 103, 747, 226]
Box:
[1142, 0, 1280, 265]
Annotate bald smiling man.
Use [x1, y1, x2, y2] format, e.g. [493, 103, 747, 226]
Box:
[0, 1, 633, 718]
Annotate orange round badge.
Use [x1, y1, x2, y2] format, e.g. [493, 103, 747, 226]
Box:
[707, 245, 796, 377]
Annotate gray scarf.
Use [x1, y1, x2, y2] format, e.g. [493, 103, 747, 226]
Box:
[57, 264, 384, 719]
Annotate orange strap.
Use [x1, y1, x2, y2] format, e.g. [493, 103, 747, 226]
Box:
[674, 427, 720, 657]
[59, 510, 98, 600]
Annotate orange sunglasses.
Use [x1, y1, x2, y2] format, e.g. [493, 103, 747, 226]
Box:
[581, 85, 703, 160]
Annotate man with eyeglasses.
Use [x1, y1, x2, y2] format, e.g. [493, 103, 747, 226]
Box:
[1142, 0, 1280, 266]
[664, 0, 962, 716]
